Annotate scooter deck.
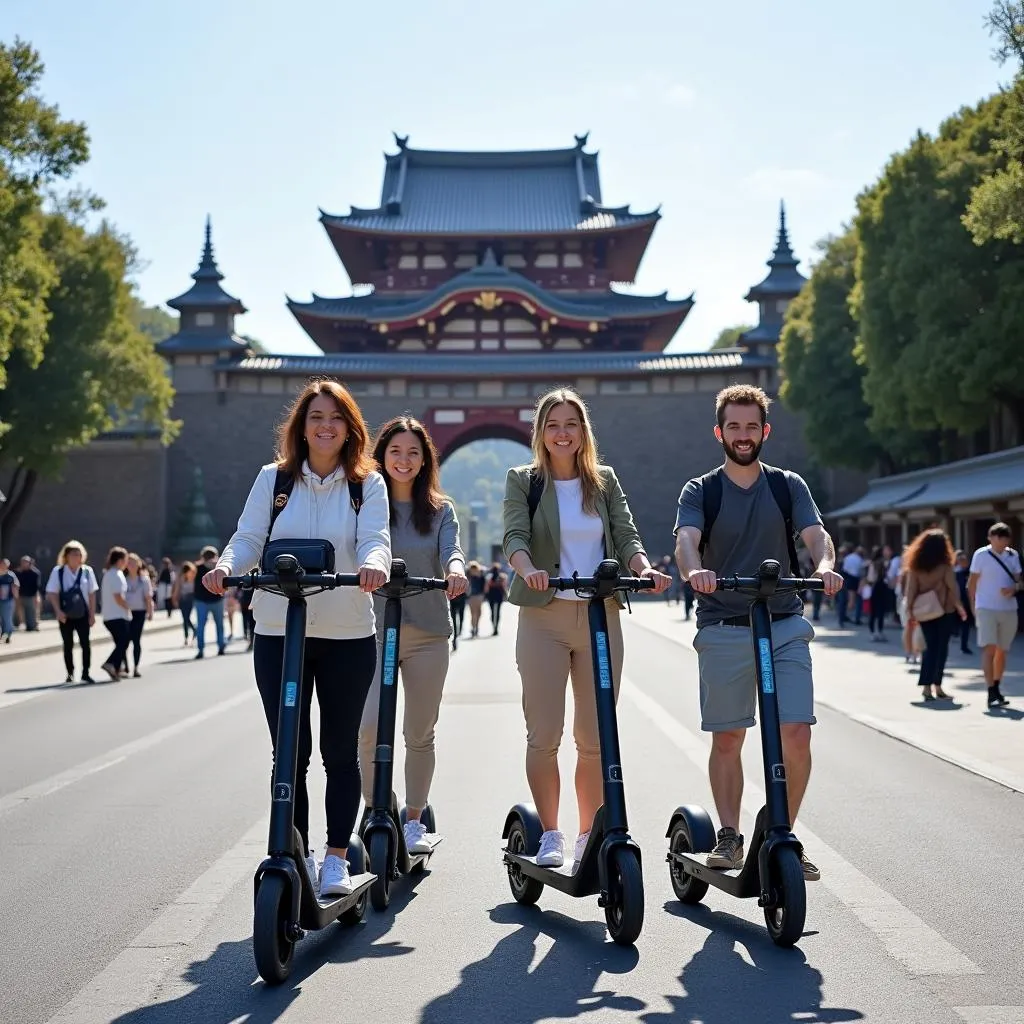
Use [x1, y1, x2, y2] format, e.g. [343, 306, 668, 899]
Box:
[300, 872, 375, 928]
[673, 851, 759, 899]
[504, 851, 598, 897]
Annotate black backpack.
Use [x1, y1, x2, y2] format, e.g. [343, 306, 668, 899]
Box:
[59, 568, 88, 620]
[697, 464, 800, 576]
[526, 470, 544, 523]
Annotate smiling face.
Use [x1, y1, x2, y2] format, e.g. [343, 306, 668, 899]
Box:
[64, 548, 83, 570]
[383, 430, 424, 488]
[542, 402, 583, 463]
[715, 401, 770, 467]
[304, 393, 349, 465]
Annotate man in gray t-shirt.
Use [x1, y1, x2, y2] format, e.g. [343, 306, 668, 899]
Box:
[672, 385, 843, 883]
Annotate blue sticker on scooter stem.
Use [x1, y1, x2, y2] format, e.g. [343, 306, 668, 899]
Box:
[757, 638, 774, 694]
[595, 632, 611, 689]
[383, 627, 397, 686]
[284, 681, 298, 707]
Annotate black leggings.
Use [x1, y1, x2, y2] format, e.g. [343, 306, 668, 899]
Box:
[103, 618, 131, 672]
[253, 633, 376, 853]
[121, 611, 147, 669]
[918, 614, 954, 688]
[488, 596, 504, 630]
[59, 617, 91, 676]
[450, 595, 466, 636]
[869, 583, 888, 634]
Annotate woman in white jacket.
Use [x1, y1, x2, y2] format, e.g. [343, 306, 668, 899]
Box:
[205, 380, 391, 898]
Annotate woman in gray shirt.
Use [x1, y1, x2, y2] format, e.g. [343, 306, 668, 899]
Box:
[359, 416, 468, 855]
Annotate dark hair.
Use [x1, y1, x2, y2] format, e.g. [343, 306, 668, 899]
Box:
[989, 521, 1012, 538]
[106, 545, 128, 569]
[905, 528, 954, 574]
[276, 378, 375, 484]
[715, 384, 771, 430]
[870, 545, 884, 562]
[199, 546, 218, 561]
[372, 415, 446, 535]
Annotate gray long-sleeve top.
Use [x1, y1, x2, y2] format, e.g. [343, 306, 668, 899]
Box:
[374, 500, 464, 639]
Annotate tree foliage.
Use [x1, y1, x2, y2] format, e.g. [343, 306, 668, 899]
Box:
[710, 324, 753, 350]
[0, 39, 89, 396]
[965, 3, 1024, 244]
[853, 93, 1024, 446]
[0, 209, 179, 536]
[131, 300, 176, 345]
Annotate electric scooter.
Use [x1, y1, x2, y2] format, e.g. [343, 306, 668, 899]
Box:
[361, 558, 449, 911]
[225, 550, 376, 985]
[501, 559, 655, 946]
[665, 558, 825, 948]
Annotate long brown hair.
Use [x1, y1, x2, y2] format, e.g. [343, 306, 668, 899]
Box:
[905, 528, 954, 574]
[373, 415, 446, 535]
[275, 379, 375, 483]
[530, 388, 603, 514]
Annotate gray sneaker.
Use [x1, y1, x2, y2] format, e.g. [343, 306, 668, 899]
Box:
[706, 827, 744, 870]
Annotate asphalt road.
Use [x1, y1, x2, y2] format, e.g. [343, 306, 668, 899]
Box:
[2, 607, 1022, 1024]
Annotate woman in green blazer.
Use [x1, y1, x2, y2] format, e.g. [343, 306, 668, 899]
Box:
[502, 387, 670, 869]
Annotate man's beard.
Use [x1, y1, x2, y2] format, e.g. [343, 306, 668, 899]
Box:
[721, 435, 764, 466]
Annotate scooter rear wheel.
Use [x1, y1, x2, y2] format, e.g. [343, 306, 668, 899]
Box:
[253, 873, 295, 985]
[506, 820, 544, 906]
[763, 847, 806, 947]
[339, 837, 368, 927]
[369, 830, 391, 911]
[668, 819, 710, 904]
[605, 846, 644, 946]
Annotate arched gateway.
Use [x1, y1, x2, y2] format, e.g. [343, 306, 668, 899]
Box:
[13, 137, 844, 563]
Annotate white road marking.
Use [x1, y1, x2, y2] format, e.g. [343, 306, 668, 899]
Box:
[621, 677, 983, 978]
[44, 816, 266, 1024]
[0, 691, 252, 818]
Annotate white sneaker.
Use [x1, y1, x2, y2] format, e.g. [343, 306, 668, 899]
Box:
[573, 831, 591, 863]
[304, 853, 320, 891]
[319, 854, 353, 896]
[404, 819, 433, 854]
[535, 830, 565, 867]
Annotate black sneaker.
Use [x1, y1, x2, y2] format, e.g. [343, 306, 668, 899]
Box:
[706, 827, 744, 870]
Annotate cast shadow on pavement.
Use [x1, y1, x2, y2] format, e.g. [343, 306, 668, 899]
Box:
[649, 902, 863, 1024]
[420, 903, 643, 1024]
[105, 879, 425, 1024]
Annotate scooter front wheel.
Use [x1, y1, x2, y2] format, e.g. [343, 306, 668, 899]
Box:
[506, 820, 544, 906]
[764, 846, 806, 947]
[253, 873, 295, 985]
[369, 831, 391, 911]
[668, 819, 710, 905]
[605, 846, 644, 946]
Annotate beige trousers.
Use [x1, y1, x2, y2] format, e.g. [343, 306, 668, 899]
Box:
[358, 623, 450, 810]
[515, 598, 624, 769]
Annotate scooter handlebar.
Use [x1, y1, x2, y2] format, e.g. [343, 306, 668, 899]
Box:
[549, 575, 656, 592]
[716, 575, 825, 593]
[221, 572, 363, 590]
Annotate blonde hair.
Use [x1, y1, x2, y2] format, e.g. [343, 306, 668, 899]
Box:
[59, 540, 87, 565]
[530, 388, 603, 514]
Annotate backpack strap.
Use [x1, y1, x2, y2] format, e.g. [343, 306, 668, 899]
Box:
[762, 464, 800, 576]
[265, 469, 363, 556]
[347, 478, 363, 515]
[697, 468, 723, 562]
[527, 469, 544, 523]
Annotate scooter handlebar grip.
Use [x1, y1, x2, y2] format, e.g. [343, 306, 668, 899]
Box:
[331, 573, 363, 587]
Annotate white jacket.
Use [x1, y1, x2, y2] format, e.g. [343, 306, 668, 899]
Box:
[216, 462, 391, 640]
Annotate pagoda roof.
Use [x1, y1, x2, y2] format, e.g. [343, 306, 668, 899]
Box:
[167, 217, 247, 314]
[744, 202, 807, 301]
[156, 330, 250, 356]
[323, 134, 659, 236]
[228, 349, 756, 380]
[288, 249, 692, 349]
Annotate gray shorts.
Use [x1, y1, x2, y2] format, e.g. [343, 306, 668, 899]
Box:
[693, 614, 816, 732]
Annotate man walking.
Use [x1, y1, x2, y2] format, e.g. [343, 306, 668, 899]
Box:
[968, 523, 1022, 709]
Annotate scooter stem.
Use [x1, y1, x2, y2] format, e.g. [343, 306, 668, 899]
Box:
[588, 596, 628, 834]
[371, 595, 402, 814]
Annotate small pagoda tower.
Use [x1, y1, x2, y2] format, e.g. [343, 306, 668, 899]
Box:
[156, 217, 249, 363]
[738, 203, 807, 360]
[165, 465, 220, 561]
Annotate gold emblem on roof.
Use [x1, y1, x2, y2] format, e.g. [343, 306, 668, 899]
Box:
[474, 291, 502, 311]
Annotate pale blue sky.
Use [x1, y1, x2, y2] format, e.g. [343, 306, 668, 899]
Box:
[5, 0, 1006, 354]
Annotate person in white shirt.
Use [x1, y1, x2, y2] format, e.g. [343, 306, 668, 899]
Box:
[99, 546, 132, 682]
[840, 547, 865, 626]
[45, 540, 98, 683]
[502, 388, 671, 869]
[205, 380, 391, 898]
[968, 522, 1022, 708]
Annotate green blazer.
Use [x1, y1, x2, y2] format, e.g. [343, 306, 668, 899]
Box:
[502, 464, 648, 607]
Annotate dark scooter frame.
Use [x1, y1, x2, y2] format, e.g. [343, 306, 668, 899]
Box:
[225, 553, 376, 985]
[502, 559, 654, 946]
[361, 558, 449, 911]
[665, 558, 826, 947]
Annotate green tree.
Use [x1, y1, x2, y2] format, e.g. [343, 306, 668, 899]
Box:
[778, 231, 888, 470]
[0, 39, 89, 397]
[0, 209, 178, 538]
[710, 324, 753, 350]
[853, 93, 1024, 448]
[131, 300, 176, 345]
[964, 3, 1024, 243]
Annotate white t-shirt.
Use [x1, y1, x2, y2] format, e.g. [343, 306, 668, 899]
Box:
[45, 564, 99, 599]
[842, 552, 864, 579]
[553, 478, 604, 602]
[100, 568, 131, 622]
[886, 554, 902, 586]
[969, 545, 1022, 612]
